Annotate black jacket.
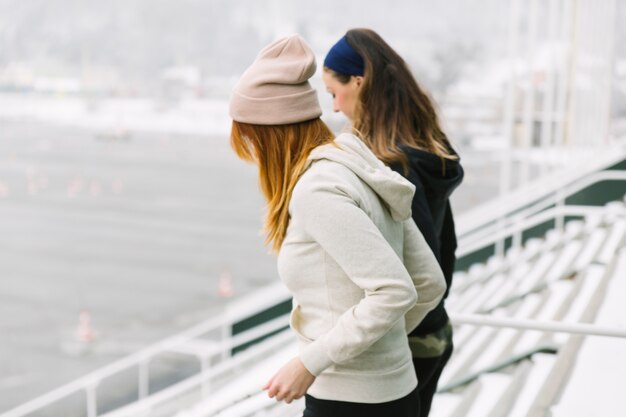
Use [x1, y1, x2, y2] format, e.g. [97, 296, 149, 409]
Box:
[390, 146, 464, 336]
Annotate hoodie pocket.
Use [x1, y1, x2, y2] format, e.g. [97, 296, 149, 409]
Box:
[289, 303, 314, 343]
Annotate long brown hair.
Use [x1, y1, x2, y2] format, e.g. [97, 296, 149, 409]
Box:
[231, 118, 335, 252]
[328, 28, 456, 173]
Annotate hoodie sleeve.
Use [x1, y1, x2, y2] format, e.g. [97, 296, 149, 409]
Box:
[292, 177, 419, 376]
[402, 218, 447, 334]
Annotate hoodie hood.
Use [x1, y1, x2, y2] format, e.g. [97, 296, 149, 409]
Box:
[308, 133, 416, 222]
[399, 146, 464, 201]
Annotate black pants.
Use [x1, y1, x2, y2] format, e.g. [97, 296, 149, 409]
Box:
[303, 388, 420, 417]
[412, 342, 454, 417]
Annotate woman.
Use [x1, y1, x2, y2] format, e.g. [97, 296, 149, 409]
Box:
[229, 34, 446, 417]
[322, 29, 464, 417]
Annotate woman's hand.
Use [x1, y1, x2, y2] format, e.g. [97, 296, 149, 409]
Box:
[262, 357, 315, 403]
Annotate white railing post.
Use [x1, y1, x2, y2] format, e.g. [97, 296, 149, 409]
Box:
[200, 355, 211, 398]
[86, 382, 98, 417]
[138, 359, 150, 399]
[520, 0, 538, 186]
[500, 0, 520, 198]
[457, 205, 607, 258]
[495, 216, 506, 258]
[540, 0, 560, 176]
[221, 321, 232, 362]
[555, 188, 565, 232]
[513, 214, 523, 250]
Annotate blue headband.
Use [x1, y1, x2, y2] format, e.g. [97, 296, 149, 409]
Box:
[324, 36, 364, 76]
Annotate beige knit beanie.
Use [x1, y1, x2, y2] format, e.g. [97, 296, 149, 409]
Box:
[229, 34, 322, 125]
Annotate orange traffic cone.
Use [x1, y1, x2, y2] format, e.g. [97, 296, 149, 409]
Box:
[218, 270, 234, 298]
[75, 310, 97, 343]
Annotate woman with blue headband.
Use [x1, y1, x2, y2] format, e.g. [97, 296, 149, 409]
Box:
[323, 28, 464, 417]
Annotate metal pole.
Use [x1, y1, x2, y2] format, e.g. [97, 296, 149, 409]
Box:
[138, 359, 150, 399]
[201, 355, 211, 398]
[540, 0, 559, 175]
[495, 217, 506, 259]
[565, 0, 580, 147]
[86, 384, 97, 417]
[497, 0, 522, 258]
[602, 0, 617, 145]
[449, 313, 626, 339]
[221, 321, 231, 361]
[578, 2, 606, 150]
[500, 0, 520, 197]
[520, 0, 539, 185]
[555, 190, 565, 232]
[512, 214, 523, 249]
[553, 0, 574, 150]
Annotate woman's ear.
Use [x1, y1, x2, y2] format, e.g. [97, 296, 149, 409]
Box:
[353, 76, 364, 88]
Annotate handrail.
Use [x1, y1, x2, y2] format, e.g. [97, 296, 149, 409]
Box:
[0, 314, 225, 417]
[448, 313, 626, 339]
[0, 309, 291, 417]
[456, 205, 607, 258]
[102, 324, 293, 417]
[458, 156, 626, 237]
[436, 313, 626, 394]
[458, 170, 626, 248]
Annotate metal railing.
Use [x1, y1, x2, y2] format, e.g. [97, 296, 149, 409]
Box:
[1, 314, 224, 417]
[457, 170, 626, 255]
[102, 321, 292, 417]
[146, 202, 626, 417]
[0, 289, 291, 417]
[448, 314, 626, 340]
[457, 204, 605, 258]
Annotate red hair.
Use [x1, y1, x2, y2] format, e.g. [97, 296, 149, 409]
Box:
[230, 118, 335, 252]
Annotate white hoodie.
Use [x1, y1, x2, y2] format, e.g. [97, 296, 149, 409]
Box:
[277, 133, 446, 403]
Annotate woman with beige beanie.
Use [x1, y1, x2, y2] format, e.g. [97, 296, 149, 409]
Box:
[229, 34, 446, 417]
